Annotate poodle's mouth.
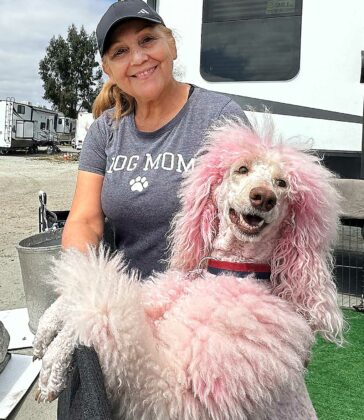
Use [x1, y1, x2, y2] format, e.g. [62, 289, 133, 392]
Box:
[229, 208, 267, 236]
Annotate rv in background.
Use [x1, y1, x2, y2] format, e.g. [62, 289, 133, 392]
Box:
[73, 112, 94, 151]
[0, 98, 57, 153]
[0, 98, 77, 153]
[148, 0, 364, 178]
[56, 115, 76, 145]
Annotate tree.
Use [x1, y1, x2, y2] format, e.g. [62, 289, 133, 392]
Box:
[39, 24, 103, 118]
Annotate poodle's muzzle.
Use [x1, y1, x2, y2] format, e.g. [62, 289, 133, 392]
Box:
[221, 161, 286, 238]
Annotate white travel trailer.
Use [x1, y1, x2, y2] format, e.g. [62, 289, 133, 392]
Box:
[0, 98, 59, 153]
[147, 0, 364, 178]
[31, 105, 58, 144]
[73, 112, 94, 150]
[0, 98, 34, 152]
[56, 114, 76, 145]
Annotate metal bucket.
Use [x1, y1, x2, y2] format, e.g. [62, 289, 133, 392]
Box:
[16, 229, 62, 334]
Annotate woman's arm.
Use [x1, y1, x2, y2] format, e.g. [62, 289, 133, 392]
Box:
[62, 170, 105, 251]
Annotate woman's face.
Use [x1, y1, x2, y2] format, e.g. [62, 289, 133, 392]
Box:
[103, 20, 177, 102]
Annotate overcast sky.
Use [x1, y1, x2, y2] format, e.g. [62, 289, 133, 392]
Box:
[0, 0, 115, 107]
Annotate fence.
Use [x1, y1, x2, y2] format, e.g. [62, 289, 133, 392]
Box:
[334, 218, 364, 308]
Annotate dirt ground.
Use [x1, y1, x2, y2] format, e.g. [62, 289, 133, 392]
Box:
[0, 148, 78, 310]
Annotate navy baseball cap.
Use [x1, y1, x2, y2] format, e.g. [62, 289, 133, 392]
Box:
[96, 0, 165, 56]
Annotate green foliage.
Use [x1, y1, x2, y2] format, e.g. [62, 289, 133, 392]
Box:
[306, 309, 364, 419]
[39, 24, 103, 118]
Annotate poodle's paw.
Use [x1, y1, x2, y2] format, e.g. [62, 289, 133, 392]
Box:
[36, 325, 77, 403]
[33, 298, 65, 360]
[35, 386, 59, 404]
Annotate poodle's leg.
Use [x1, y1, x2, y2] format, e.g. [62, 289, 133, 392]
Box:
[33, 297, 65, 360]
[77, 280, 181, 419]
[35, 325, 77, 402]
[33, 249, 183, 417]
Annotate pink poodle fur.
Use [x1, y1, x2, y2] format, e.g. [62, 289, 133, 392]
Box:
[34, 117, 343, 420]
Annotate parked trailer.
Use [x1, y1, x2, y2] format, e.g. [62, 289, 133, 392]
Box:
[56, 114, 76, 145]
[0, 98, 59, 153]
[149, 0, 364, 178]
[31, 105, 58, 146]
[0, 98, 34, 153]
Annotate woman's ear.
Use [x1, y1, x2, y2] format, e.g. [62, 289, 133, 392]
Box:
[168, 38, 177, 61]
[102, 61, 114, 83]
[172, 43, 177, 61]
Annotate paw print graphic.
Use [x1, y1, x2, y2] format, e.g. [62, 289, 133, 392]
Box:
[130, 176, 149, 192]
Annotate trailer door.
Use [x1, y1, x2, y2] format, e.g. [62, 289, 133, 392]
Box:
[16, 120, 33, 138]
[24, 121, 34, 138]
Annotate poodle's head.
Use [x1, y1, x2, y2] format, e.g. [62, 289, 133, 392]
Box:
[169, 116, 343, 343]
[213, 149, 290, 246]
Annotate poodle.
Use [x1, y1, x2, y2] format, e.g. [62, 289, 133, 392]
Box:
[33, 117, 344, 420]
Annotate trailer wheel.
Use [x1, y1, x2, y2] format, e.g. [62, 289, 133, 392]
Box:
[28, 145, 38, 154]
[46, 145, 60, 155]
[0, 149, 9, 155]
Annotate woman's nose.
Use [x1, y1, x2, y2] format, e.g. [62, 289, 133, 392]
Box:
[130, 47, 148, 65]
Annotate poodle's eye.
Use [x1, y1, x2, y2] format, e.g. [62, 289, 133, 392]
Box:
[276, 179, 287, 188]
[236, 166, 249, 175]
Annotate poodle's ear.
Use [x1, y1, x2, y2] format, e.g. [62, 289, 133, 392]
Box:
[168, 162, 222, 272]
[271, 154, 344, 344]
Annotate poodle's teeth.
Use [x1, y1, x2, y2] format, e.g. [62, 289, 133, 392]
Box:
[258, 219, 265, 227]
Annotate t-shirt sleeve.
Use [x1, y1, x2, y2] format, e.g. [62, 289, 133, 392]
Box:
[78, 116, 109, 176]
[219, 99, 251, 127]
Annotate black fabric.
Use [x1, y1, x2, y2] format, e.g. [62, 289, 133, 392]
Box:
[188, 84, 195, 98]
[206, 266, 271, 280]
[57, 346, 112, 420]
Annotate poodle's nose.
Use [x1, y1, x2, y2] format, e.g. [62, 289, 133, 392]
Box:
[249, 187, 277, 212]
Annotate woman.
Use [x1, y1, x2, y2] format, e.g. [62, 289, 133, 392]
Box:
[62, 0, 247, 278]
[57, 0, 248, 417]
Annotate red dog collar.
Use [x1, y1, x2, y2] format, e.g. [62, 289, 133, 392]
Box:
[207, 259, 271, 280]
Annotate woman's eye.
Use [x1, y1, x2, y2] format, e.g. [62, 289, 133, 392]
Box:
[112, 48, 128, 57]
[276, 179, 287, 188]
[141, 36, 155, 45]
[236, 166, 249, 175]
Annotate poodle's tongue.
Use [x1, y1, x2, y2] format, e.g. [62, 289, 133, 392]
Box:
[243, 214, 264, 227]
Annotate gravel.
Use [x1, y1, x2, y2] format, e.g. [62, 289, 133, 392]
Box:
[0, 149, 78, 310]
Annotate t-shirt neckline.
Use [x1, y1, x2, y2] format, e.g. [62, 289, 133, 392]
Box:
[129, 85, 197, 140]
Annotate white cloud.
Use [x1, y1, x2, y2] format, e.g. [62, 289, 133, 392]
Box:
[0, 0, 114, 106]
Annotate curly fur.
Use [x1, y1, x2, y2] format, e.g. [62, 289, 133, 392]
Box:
[34, 116, 343, 419]
[169, 117, 343, 344]
[45, 247, 315, 419]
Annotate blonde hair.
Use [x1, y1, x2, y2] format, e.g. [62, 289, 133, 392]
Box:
[92, 80, 135, 120]
[92, 25, 176, 120]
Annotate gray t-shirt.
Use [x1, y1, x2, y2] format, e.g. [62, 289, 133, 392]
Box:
[79, 86, 246, 278]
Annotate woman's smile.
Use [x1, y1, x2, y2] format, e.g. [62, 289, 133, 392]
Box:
[131, 65, 158, 79]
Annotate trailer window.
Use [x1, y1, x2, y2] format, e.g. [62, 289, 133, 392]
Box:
[17, 104, 25, 114]
[200, 0, 302, 81]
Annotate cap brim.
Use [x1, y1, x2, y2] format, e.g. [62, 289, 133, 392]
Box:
[100, 16, 164, 56]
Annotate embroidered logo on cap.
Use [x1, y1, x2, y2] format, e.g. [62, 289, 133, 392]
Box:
[138, 9, 150, 15]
